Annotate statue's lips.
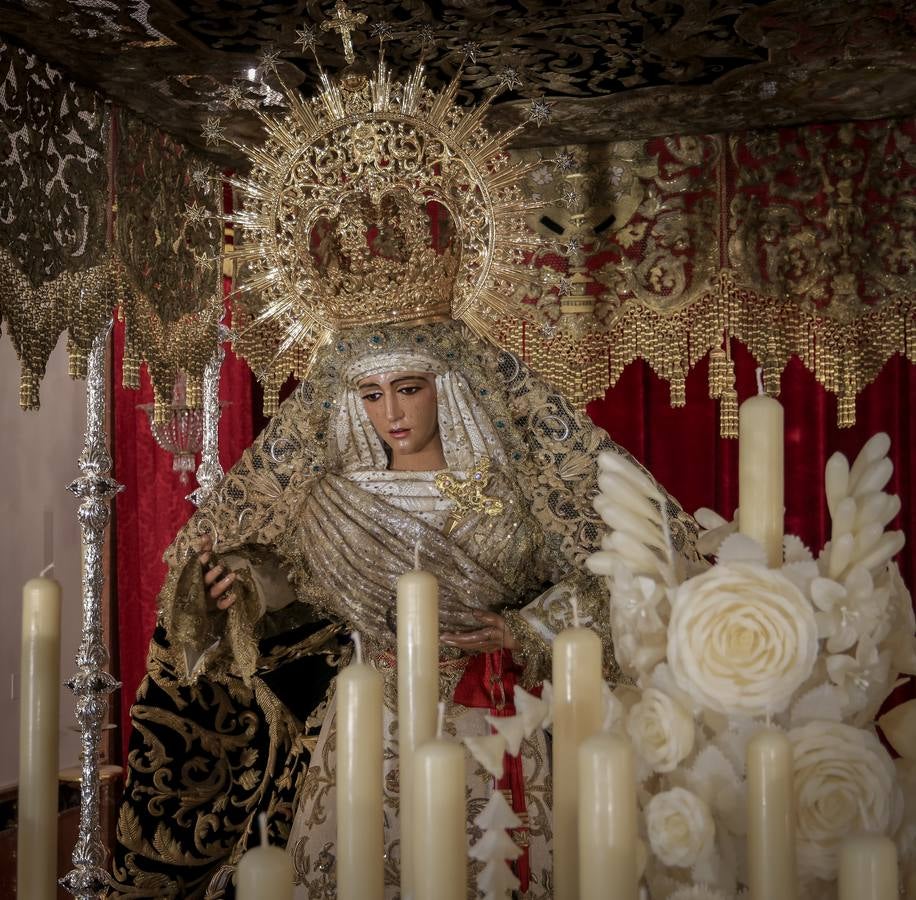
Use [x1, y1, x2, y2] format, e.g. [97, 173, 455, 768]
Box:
[389, 428, 410, 439]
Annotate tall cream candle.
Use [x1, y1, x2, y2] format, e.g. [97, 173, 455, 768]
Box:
[237, 813, 294, 899]
[18, 574, 62, 900]
[838, 835, 898, 900]
[552, 623, 603, 900]
[746, 727, 797, 900]
[738, 370, 784, 568]
[396, 565, 439, 897]
[578, 733, 638, 900]
[336, 633, 384, 900]
[413, 705, 466, 900]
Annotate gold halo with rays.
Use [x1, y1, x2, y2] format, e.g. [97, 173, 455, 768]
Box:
[209, 9, 552, 409]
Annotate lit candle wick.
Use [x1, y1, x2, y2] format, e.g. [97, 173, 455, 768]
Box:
[39, 563, 55, 578]
[571, 591, 580, 629]
[351, 630, 364, 665]
[756, 366, 765, 396]
[258, 811, 269, 847]
[437, 701, 445, 739]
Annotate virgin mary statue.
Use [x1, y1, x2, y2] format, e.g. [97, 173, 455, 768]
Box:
[107, 17, 699, 899]
[110, 320, 700, 899]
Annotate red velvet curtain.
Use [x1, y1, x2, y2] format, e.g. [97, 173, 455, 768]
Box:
[587, 342, 916, 592]
[112, 335, 915, 756]
[113, 317, 253, 762]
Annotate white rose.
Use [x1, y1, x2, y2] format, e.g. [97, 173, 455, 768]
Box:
[645, 787, 715, 868]
[667, 562, 818, 717]
[790, 720, 902, 880]
[626, 688, 695, 773]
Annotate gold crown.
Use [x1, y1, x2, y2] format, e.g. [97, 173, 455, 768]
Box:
[206, 3, 552, 384]
[307, 189, 458, 329]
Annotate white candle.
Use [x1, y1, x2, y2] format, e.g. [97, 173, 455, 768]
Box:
[18, 575, 61, 900]
[237, 814, 294, 900]
[578, 733, 638, 900]
[838, 834, 898, 900]
[738, 370, 784, 568]
[413, 706, 466, 900]
[746, 728, 797, 900]
[336, 633, 384, 900]
[552, 625, 603, 900]
[396, 566, 439, 897]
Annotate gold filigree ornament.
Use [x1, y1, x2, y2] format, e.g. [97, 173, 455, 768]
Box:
[435, 456, 505, 535]
[210, 4, 556, 411]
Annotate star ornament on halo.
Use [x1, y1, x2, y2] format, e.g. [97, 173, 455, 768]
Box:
[370, 21, 394, 42]
[295, 24, 318, 54]
[565, 236, 582, 257]
[527, 98, 551, 127]
[496, 66, 523, 92]
[559, 185, 581, 209]
[184, 201, 209, 227]
[552, 150, 576, 173]
[257, 46, 282, 73]
[201, 117, 225, 147]
[190, 166, 212, 190]
[461, 41, 481, 63]
[193, 251, 216, 273]
[417, 24, 436, 46]
[221, 81, 246, 108]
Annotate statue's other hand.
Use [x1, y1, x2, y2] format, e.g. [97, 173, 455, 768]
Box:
[193, 535, 237, 610]
[441, 611, 516, 654]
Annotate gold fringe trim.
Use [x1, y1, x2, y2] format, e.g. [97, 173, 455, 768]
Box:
[117, 277, 223, 410]
[500, 270, 914, 431]
[0, 247, 124, 409]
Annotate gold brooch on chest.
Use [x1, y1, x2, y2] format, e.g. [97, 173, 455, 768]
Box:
[435, 457, 504, 535]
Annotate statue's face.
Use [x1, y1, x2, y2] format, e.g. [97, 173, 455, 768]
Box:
[358, 370, 444, 470]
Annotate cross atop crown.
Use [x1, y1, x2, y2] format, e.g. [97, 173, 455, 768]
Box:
[321, 0, 367, 65]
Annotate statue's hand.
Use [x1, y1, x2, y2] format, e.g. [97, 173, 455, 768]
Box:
[441, 610, 517, 654]
[193, 535, 237, 610]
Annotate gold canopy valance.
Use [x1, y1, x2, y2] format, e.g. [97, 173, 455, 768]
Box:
[498, 120, 915, 433]
[0, 33, 913, 430]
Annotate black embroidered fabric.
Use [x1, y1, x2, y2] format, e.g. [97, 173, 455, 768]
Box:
[106, 622, 340, 900]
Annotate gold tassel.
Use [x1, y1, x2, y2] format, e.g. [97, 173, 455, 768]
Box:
[670, 376, 686, 408]
[763, 335, 781, 395]
[263, 388, 279, 418]
[67, 340, 87, 380]
[719, 387, 738, 438]
[122, 349, 141, 390]
[185, 375, 203, 409]
[764, 364, 781, 396]
[838, 392, 856, 428]
[153, 390, 170, 425]
[19, 369, 39, 410]
[718, 347, 738, 438]
[708, 346, 727, 398]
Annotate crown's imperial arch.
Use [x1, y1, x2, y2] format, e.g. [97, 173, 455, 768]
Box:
[208, 4, 552, 392]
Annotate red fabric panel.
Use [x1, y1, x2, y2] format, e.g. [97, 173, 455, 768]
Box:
[112, 312, 253, 762]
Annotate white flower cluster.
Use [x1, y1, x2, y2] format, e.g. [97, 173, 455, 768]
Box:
[587, 434, 916, 898]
